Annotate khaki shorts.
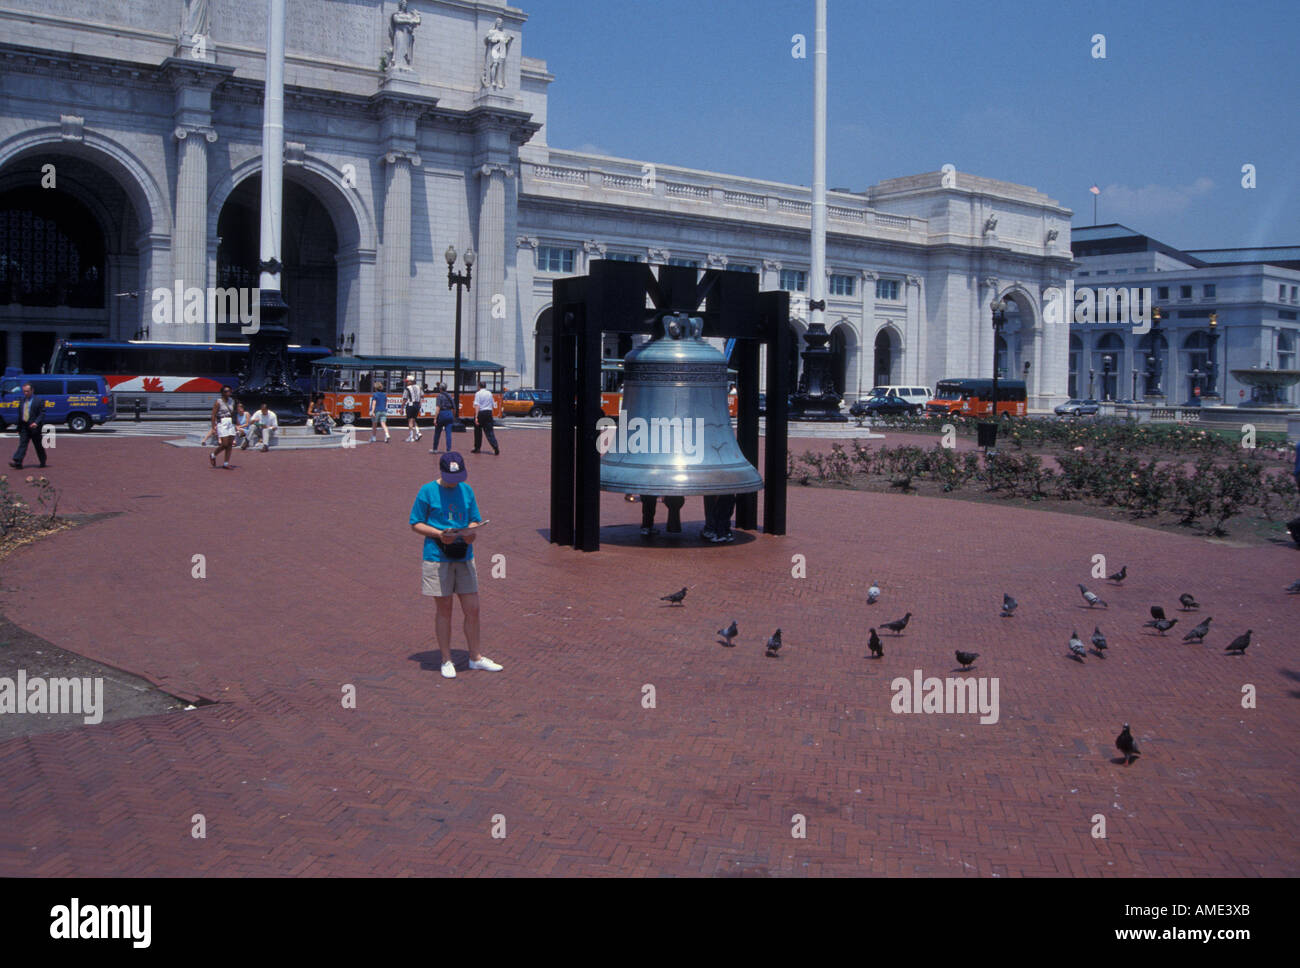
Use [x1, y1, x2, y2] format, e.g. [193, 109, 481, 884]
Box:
[422, 558, 478, 596]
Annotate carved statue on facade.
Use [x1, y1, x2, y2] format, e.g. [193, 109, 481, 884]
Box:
[482, 18, 512, 89]
[388, 0, 422, 72]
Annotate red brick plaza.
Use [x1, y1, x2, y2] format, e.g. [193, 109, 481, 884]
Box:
[1, 425, 1297, 877]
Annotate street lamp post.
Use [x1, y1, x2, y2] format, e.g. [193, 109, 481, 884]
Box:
[1103, 354, 1113, 402]
[1188, 368, 1204, 405]
[991, 297, 1007, 418]
[1206, 311, 1220, 398]
[1088, 367, 1095, 399]
[445, 244, 475, 432]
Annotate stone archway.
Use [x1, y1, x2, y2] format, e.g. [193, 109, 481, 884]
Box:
[0, 136, 160, 369]
[873, 324, 902, 387]
[829, 320, 857, 398]
[533, 306, 553, 389]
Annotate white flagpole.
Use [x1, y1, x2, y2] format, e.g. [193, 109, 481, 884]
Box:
[259, 0, 285, 292]
[810, 0, 827, 330]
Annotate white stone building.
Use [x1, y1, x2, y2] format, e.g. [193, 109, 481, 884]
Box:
[1, 0, 1074, 410]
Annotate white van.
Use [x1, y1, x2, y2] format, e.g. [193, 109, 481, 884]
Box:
[867, 385, 931, 408]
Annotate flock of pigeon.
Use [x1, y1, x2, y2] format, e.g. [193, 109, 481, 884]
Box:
[661, 563, 1287, 768]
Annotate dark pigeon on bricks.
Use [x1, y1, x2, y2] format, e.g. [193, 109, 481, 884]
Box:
[1068, 631, 1087, 662]
[1224, 630, 1252, 655]
[881, 612, 911, 635]
[1001, 593, 1019, 617]
[1079, 584, 1107, 608]
[1148, 618, 1178, 635]
[717, 620, 738, 647]
[1149, 605, 1167, 622]
[1179, 593, 1199, 610]
[955, 650, 979, 670]
[1090, 626, 1108, 657]
[1107, 565, 1127, 583]
[868, 628, 883, 658]
[1183, 616, 1212, 643]
[1287, 579, 1300, 594]
[765, 629, 783, 657]
[1116, 723, 1140, 765]
[660, 587, 688, 606]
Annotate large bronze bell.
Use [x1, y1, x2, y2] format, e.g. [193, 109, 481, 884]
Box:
[598, 313, 763, 496]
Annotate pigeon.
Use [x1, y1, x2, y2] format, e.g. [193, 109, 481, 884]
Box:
[867, 628, 883, 658]
[1147, 618, 1178, 635]
[1224, 630, 1252, 655]
[1115, 723, 1140, 766]
[1107, 565, 1127, 583]
[765, 628, 782, 657]
[1287, 579, 1300, 594]
[1149, 605, 1167, 621]
[1068, 633, 1087, 662]
[880, 612, 911, 635]
[867, 581, 880, 605]
[1090, 626, 1108, 657]
[1178, 593, 1199, 610]
[1182, 616, 1212, 643]
[1078, 584, 1107, 608]
[660, 587, 688, 606]
[1001, 593, 1019, 617]
[955, 650, 979, 670]
[717, 620, 738, 647]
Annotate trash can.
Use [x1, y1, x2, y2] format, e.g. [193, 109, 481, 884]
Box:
[977, 422, 998, 448]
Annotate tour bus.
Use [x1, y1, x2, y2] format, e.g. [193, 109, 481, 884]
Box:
[926, 378, 1028, 417]
[48, 339, 329, 414]
[310, 355, 504, 424]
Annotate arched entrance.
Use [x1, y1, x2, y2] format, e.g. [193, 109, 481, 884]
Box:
[1183, 330, 1211, 403]
[829, 322, 854, 397]
[873, 326, 901, 387]
[0, 149, 148, 370]
[1136, 330, 1168, 397]
[533, 307, 553, 389]
[216, 176, 339, 347]
[1068, 334, 1082, 398]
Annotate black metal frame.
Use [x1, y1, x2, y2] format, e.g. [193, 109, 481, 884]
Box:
[550, 261, 790, 552]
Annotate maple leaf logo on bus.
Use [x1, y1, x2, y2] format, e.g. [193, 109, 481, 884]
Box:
[143, 377, 164, 392]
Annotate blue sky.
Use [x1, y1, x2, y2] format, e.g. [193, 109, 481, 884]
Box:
[521, 0, 1299, 250]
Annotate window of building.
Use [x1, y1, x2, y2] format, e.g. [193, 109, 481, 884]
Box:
[1280, 284, 1287, 301]
[1179, 285, 1192, 299]
[604, 252, 641, 262]
[829, 273, 855, 297]
[1203, 284, 1216, 298]
[1291, 285, 1298, 302]
[537, 246, 575, 273]
[780, 269, 807, 292]
[1157, 286, 1169, 300]
[1096, 270, 1109, 276]
[729, 263, 757, 273]
[1078, 271, 1091, 277]
[668, 257, 699, 268]
[875, 279, 900, 301]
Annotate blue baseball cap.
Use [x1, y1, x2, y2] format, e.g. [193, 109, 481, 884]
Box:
[439, 451, 468, 483]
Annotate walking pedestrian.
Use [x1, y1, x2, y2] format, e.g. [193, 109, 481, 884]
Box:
[403, 375, 423, 442]
[369, 382, 391, 443]
[8, 383, 47, 469]
[409, 451, 502, 678]
[208, 386, 237, 469]
[430, 382, 456, 453]
[470, 381, 499, 455]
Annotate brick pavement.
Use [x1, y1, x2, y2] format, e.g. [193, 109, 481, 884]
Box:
[0, 425, 1297, 876]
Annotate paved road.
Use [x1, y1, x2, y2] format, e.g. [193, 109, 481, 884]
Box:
[0, 429, 1296, 876]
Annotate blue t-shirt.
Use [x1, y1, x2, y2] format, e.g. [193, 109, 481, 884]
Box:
[410, 481, 481, 562]
[372, 392, 387, 415]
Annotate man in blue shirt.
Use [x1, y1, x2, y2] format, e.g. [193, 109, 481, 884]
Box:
[409, 451, 502, 678]
[369, 383, 390, 443]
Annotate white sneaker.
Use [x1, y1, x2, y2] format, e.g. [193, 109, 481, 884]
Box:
[469, 656, 503, 672]
[441, 661, 457, 679]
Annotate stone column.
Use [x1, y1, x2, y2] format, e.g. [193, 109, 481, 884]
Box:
[379, 150, 419, 356]
[860, 269, 877, 388]
[907, 275, 924, 385]
[475, 162, 512, 363]
[172, 123, 218, 341]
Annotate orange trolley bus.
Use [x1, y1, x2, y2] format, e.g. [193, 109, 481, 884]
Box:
[925, 378, 1027, 418]
[598, 358, 740, 418]
[311, 354, 504, 425]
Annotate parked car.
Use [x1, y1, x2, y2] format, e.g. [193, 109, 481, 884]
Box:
[850, 394, 919, 417]
[502, 388, 552, 417]
[1054, 398, 1100, 416]
[0, 369, 116, 432]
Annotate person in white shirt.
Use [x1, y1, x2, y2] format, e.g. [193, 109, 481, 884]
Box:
[403, 375, 423, 442]
[471, 382, 499, 455]
[248, 402, 279, 451]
